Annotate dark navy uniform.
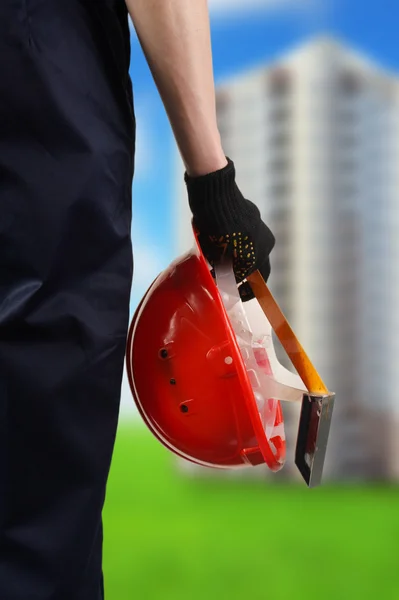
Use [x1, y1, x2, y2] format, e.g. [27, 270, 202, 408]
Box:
[0, 1, 134, 598]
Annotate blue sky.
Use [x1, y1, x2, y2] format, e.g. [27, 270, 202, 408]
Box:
[120, 0, 399, 416]
[127, 0, 399, 309]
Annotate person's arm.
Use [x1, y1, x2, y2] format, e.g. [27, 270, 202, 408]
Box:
[126, 0, 275, 293]
[125, 0, 227, 177]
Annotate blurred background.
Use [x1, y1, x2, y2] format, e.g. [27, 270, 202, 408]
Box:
[104, 1, 399, 598]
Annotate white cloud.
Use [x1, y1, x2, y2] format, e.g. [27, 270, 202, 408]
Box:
[120, 238, 168, 421]
[131, 241, 166, 294]
[133, 98, 155, 179]
[129, 232, 173, 317]
[210, 0, 284, 10]
[120, 367, 139, 420]
[208, 0, 311, 14]
[128, 0, 317, 23]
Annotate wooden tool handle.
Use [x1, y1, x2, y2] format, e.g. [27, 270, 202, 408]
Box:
[247, 270, 329, 395]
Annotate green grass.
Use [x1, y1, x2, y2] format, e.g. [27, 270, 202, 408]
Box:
[104, 424, 399, 600]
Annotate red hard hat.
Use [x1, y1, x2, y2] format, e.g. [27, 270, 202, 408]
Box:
[126, 234, 305, 472]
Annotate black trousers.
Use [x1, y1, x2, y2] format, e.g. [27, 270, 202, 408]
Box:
[0, 2, 134, 598]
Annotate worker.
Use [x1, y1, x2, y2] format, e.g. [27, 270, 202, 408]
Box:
[0, 1, 274, 598]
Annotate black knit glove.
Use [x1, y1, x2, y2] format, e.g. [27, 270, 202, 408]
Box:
[185, 158, 275, 301]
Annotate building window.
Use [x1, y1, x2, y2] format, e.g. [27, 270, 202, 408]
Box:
[215, 89, 230, 141]
[215, 89, 229, 115]
[337, 157, 357, 173]
[270, 181, 290, 200]
[269, 106, 290, 123]
[339, 71, 362, 95]
[270, 131, 290, 148]
[268, 68, 292, 96]
[337, 131, 357, 148]
[268, 156, 290, 173]
[269, 207, 291, 231]
[336, 108, 356, 126]
[339, 180, 358, 199]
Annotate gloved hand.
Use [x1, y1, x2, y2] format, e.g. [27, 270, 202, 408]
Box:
[185, 158, 275, 301]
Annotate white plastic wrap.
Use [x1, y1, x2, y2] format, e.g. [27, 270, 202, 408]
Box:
[215, 261, 306, 453]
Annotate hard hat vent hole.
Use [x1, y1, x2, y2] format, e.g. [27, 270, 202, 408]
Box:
[224, 356, 233, 365]
[180, 404, 189, 414]
[159, 348, 168, 359]
[170, 378, 176, 385]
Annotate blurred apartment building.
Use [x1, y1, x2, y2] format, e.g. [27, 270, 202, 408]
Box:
[175, 36, 399, 482]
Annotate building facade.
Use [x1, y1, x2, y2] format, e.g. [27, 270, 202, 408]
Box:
[175, 37, 399, 481]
